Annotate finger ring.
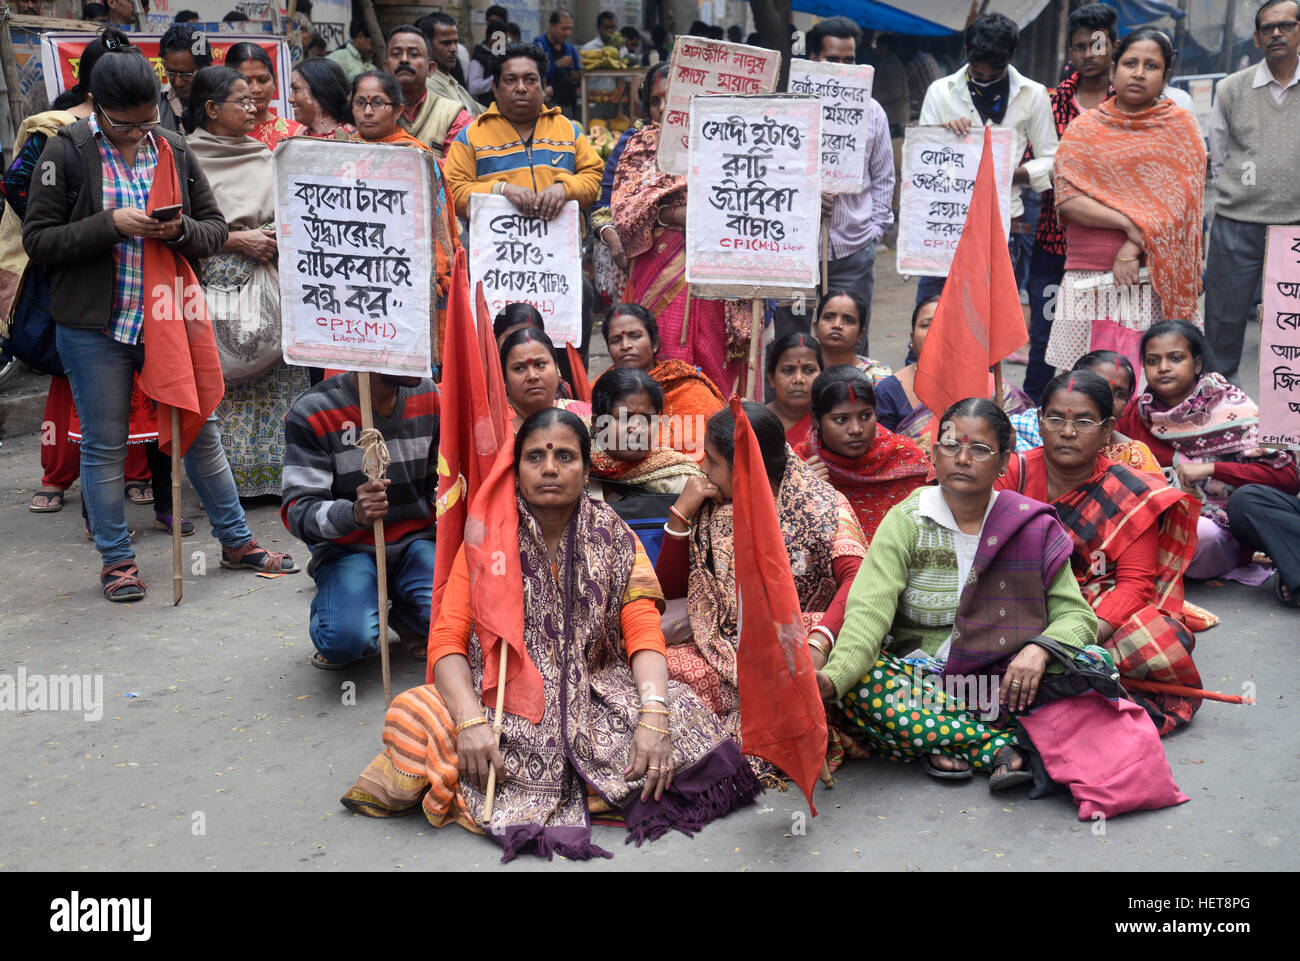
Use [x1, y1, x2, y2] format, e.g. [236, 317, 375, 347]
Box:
[647, 765, 660, 770]
[1009, 681, 1022, 688]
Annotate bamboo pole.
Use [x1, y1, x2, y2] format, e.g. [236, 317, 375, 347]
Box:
[356, 372, 393, 706]
[679, 285, 690, 347]
[171, 408, 183, 605]
[747, 298, 762, 401]
[993, 360, 1004, 407]
[482, 642, 509, 823]
[820, 223, 829, 293]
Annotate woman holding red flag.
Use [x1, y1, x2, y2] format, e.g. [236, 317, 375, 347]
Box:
[23, 44, 296, 601]
[344, 408, 760, 861]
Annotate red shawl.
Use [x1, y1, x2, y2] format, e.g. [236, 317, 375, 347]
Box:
[795, 426, 930, 540]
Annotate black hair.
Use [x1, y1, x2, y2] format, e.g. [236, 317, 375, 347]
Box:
[1114, 27, 1175, 75]
[56, 26, 131, 109]
[307, 34, 327, 54]
[591, 367, 665, 420]
[704, 402, 787, 488]
[505, 21, 522, 40]
[621, 26, 640, 42]
[708, 25, 725, 41]
[222, 11, 249, 23]
[419, 11, 457, 32]
[296, 0, 312, 13]
[514, 407, 592, 472]
[596, 10, 616, 27]
[1068, 3, 1119, 43]
[601, 303, 660, 355]
[225, 41, 275, 77]
[1257, 0, 1300, 31]
[1039, 369, 1114, 421]
[492, 42, 547, 83]
[347, 19, 368, 40]
[159, 23, 212, 65]
[937, 397, 1013, 453]
[1072, 349, 1136, 396]
[688, 20, 710, 37]
[640, 60, 671, 113]
[1139, 320, 1206, 368]
[549, 9, 572, 25]
[811, 365, 876, 421]
[493, 302, 545, 340]
[292, 57, 350, 125]
[911, 294, 941, 329]
[486, 4, 508, 21]
[765, 332, 824, 379]
[963, 12, 1019, 69]
[173, 9, 200, 21]
[807, 16, 862, 57]
[350, 69, 404, 108]
[727, 25, 743, 43]
[388, 23, 432, 58]
[184, 65, 243, 133]
[82, 2, 106, 19]
[815, 289, 868, 330]
[90, 46, 159, 112]
[499, 325, 558, 372]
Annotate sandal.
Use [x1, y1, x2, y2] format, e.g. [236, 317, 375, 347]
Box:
[124, 482, 154, 506]
[390, 610, 427, 660]
[988, 746, 1034, 792]
[1274, 572, 1300, 608]
[220, 538, 299, 574]
[153, 513, 195, 537]
[921, 753, 973, 781]
[101, 560, 146, 602]
[310, 651, 351, 671]
[30, 489, 66, 513]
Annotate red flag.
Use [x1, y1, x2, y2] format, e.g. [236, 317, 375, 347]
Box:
[913, 126, 1027, 439]
[465, 443, 542, 723]
[136, 138, 224, 456]
[730, 398, 827, 813]
[564, 342, 592, 403]
[474, 281, 509, 444]
[428, 249, 506, 682]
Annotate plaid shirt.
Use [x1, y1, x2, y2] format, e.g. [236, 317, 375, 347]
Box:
[90, 113, 158, 345]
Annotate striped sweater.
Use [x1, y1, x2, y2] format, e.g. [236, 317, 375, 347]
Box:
[281, 374, 440, 572]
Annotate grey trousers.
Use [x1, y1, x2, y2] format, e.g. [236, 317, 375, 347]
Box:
[1204, 214, 1270, 383]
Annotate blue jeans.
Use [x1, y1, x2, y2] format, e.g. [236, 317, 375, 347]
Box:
[56, 325, 252, 567]
[1024, 248, 1066, 403]
[309, 539, 437, 663]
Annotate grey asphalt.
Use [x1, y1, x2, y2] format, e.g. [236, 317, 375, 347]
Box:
[1, 251, 1295, 872]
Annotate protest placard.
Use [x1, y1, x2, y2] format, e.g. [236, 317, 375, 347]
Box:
[896, 125, 1016, 277]
[468, 193, 583, 348]
[787, 60, 875, 195]
[685, 95, 821, 297]
[275, 139, 433, 377]
[1258, 225, 1300, 448]
[656, 37, 780, 176]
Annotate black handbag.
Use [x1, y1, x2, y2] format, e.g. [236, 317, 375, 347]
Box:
[2, 262, 64, 376]
[1024, 634, 1128, 704]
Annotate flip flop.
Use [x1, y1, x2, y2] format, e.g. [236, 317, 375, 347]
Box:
[310, 651, 351, 671]
[1274, 573, 1300, 608]
[988, 746, 1034, 792]
[124, 482, 154, 505]
[921, 754, 973, 781]
[30, 490, 66, 513]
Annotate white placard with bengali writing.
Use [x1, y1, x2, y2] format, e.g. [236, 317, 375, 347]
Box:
[896, 125, 1016, 277]
[786, 60, 875, 195]
[656, 38, 781, 177]
[1259, 225, 1300, 448]
[468, 194, 583, 348]
[685, 95, 821, 296]
[275, 139, 433, 376]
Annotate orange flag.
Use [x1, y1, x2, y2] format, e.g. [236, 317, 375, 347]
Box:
[428, 249, 507, 683]
[564, 342, 592, 403]
[136, 138, 224, 456]
[730, 398, 827, 814]
[913, 126, 1027, 438]
[474, 281, 509, 443]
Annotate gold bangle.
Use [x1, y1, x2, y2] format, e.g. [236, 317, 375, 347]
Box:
[1115, 256, 1140, 262]
[638, 707, 670, 716]
[808, 637, 831, 660]
[638, 722, 670, 735]
[455, 716, 489, 734]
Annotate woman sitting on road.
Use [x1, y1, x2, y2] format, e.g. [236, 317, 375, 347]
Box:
[765, 332, 823, 447]
[499, 326, 591, 432]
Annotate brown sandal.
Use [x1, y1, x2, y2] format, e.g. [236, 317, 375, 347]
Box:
[220, 538, 299, 574]
[101, 561, 146, 602]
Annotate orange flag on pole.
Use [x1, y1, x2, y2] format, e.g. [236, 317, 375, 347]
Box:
[564, 342, 592, 403]
[730, 398, 827, 814]
[474, 281, 509, 441]
[913, 126, 1027, 436]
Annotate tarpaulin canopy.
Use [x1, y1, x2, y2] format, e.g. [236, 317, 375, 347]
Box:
[788, 0, 1054, 36]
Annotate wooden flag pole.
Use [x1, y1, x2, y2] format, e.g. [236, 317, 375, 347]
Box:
[820, 223, 829, 292]
[747, 298, 762, 401]
[171, 407, 183, 606]
[356, 373, 393, 706]
[993, 361, 1005, 407]
[679, 286, 691, 347]
[482, 642, 509, 823]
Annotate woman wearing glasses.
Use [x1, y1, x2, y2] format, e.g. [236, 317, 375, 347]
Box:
[996, 371, 1206, 735]
[185, 66, 309, 497]
[225, 42, 305, 149]
[23, 43, 296, 602]
[817, 398, 1097, 788]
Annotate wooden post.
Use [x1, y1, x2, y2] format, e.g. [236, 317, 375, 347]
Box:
[356, 372, 393, 706]
[357, 0, 385, 60]
[679, 286, 691, 347]
[0, 19, 26, 138]
[993, 361, 1005, 408]
[747, 298, 763, 401]
[285, 0, 298, 38]
[820, 223, 829, 293]
[482, 642, 509, 823]
[171, 408, 183, 605]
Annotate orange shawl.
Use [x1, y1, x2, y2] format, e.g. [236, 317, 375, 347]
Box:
[1054, 99, 1205, 321]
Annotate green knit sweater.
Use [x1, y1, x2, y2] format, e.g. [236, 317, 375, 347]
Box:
[823, 490, 1099, 698]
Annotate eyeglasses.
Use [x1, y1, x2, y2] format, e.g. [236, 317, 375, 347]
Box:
[214, 98, 257, 110]
[165, 69, 197, 80]
[352, 98, 395, 111]
[96, 107, 161, 135]
[1039, 415, 1107, 434]
[1258, 20, 1299, 36]
[935, 440, 999, 462]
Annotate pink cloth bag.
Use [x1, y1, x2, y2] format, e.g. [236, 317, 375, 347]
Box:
[1019, 690, 1189, 820]
[1089, 317, 1145, 387]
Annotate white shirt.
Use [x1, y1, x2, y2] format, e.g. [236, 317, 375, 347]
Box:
[916, 486, 1000, 661]
[918, 63, 1058, 218]
[1209, 56, 1300, 185]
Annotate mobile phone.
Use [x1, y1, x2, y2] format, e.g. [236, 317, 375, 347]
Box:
[149, 204, 183, 221]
